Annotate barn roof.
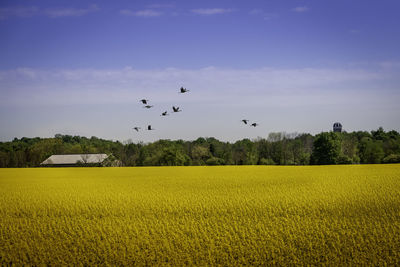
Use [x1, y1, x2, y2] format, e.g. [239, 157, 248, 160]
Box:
[41, 154, 108, 165]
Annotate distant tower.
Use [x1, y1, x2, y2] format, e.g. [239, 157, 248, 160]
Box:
[333, 122, 342, 133]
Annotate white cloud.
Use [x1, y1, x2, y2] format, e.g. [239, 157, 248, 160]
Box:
[191, 8, 233, 15]
[120, 9, 162, 17]
[349, 29, 360, 34]
[0, 5, 99, 19]
[0, 66, 399, 142]
[249, 9, 263, 15]
[292, 6, 309, 13]
[146, 4, 174, 9]
[120, 9, 135, 16]
[249, 9, 278, 20]
[44, 4, 99, 18]
[379, 61, 400, 69]
[0, 6, 39, 19]
[0, 67, 389, 107]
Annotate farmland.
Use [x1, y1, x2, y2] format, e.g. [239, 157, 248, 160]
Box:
[1, 165, 400, 265]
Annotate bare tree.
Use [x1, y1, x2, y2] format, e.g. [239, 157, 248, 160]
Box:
[81, 154, 90, 164]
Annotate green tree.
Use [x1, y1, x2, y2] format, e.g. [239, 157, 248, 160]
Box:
[259, 158, 276, 165]
[159, 147, 191, 166]
[382, 154, 400, 163]
[311, 132, 341, 165]
[232, 139, 258, 165]
[191, 145, 210, 165]
[359, 137, 384, 164]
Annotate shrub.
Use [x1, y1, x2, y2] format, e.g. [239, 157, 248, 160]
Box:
[337, 155, 352, 164]
[205, 157, 225, 165]
[259, 158, 276, 165]
[382, 154, 400, 164]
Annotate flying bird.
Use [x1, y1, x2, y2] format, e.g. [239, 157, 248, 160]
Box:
[140, 99, 149, 104]
[132, 127, 141, 132]
[242, 119, 249, 125]
[180, 87, 189, 93]
[143, 105, 154, 109]
[172, 106, 181, 112]
[161, 111, 169, 116]
[251, 123, 259, 127]
[147, 125, 155, 130]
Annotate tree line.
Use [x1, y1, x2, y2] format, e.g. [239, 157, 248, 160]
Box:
[0, 128, 399, 168]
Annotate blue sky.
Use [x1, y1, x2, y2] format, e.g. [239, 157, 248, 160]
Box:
[1, 0, 399, 142]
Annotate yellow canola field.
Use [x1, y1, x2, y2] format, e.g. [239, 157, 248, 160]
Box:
[1, 165, 400, 265]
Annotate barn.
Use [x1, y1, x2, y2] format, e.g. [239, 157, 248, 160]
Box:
[41, 154, 109, 167]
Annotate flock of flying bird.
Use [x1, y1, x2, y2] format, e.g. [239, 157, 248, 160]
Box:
[241, 119, 259, 127]
[133, 86, 258, 132]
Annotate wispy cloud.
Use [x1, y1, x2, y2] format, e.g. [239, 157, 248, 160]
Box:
[44, 4, 99, 18]
[0, 6, 39, 19]
[349, 29, 360, 34]
[0, 66, 398, 141]
[0, 5, 99, 19]
[292, 6, 309, 13]
[249, 9, 263, 15]
[249, 9, 278, 20]
[146, 4, 174, 9]
[379, 61, 400, 69]
[0, 67, 389, 107]
[191, 8, 233, 15]
[120, 9, 162, 17]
